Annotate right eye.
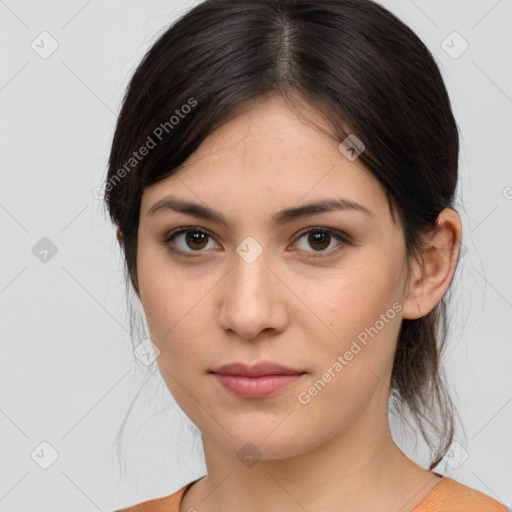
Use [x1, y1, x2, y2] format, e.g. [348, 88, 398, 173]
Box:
[164, 226, 220, 257]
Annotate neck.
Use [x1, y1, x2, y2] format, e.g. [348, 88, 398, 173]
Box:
[180, 391, 441, 512]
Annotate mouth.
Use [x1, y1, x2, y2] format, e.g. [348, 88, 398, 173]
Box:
[210, 361, 306, 377]
[209, 361, 307, 398]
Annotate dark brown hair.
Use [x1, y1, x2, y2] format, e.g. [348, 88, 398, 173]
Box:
[105, 0, 462, 470]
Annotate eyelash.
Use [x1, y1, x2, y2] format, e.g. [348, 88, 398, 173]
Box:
[163, 226, 351, 260]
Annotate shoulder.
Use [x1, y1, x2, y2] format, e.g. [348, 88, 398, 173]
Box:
[112, 476, 509, 512]
[113, 482, 190, 512]
[413, 476, 508, 512]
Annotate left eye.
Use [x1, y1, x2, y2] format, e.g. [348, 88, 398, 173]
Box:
[164, 226, 349, 258]
[293, 228, 349, 258]
[290, 227, 350, 258]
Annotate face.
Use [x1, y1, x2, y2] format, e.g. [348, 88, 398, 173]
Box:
[136, 95, 413, 460]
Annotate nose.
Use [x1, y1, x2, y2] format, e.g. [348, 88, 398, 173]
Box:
[218, 251, 289, 340]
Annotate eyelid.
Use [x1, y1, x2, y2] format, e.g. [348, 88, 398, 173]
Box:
[294, 226, 352, 244]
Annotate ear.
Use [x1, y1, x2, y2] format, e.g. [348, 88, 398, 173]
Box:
[116, 227, 124, 245]
[401, 208, 462, 320]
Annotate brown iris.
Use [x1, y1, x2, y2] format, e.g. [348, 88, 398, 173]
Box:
[307, 231, 331, 251]
[186, 231, 209, 250]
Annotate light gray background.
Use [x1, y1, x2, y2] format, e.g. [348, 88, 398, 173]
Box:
[1, 1, 511, 510]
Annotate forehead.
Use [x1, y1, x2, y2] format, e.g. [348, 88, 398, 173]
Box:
[140, 96, 388, 224]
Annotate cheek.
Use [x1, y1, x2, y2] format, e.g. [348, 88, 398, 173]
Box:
[137, 254, 216, 368]
[296, 283, 399, 423]
[298, 261, 402, 390]
[138, 243, 196, 331]
[141, 278, 211, 345]
[304, 264, 398, 334]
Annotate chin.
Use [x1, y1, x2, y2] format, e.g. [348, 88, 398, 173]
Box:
[205, 425, 316, 463]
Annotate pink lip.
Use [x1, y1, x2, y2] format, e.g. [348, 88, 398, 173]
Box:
[211, 361, 305, 377]
[213, 374, 304, 398]
[210, 361, 306, 398]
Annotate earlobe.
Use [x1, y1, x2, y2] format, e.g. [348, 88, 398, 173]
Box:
[401, 255, 426, 319]
[401, 208, 462, 320]
[116, 227, 124, 245]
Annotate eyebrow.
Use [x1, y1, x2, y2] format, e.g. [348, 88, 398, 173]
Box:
[146, 195, 374, 228]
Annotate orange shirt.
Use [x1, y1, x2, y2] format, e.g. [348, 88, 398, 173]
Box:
[116, 475, 509, 511]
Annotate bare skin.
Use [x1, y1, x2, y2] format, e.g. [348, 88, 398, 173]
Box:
[132, 94, 461, 512]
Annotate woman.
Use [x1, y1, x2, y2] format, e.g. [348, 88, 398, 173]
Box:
[106, 0, 508, 510]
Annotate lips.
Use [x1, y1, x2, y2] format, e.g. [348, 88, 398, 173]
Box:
[210, 361, 306, 377]
[210, 362, 307, 398]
